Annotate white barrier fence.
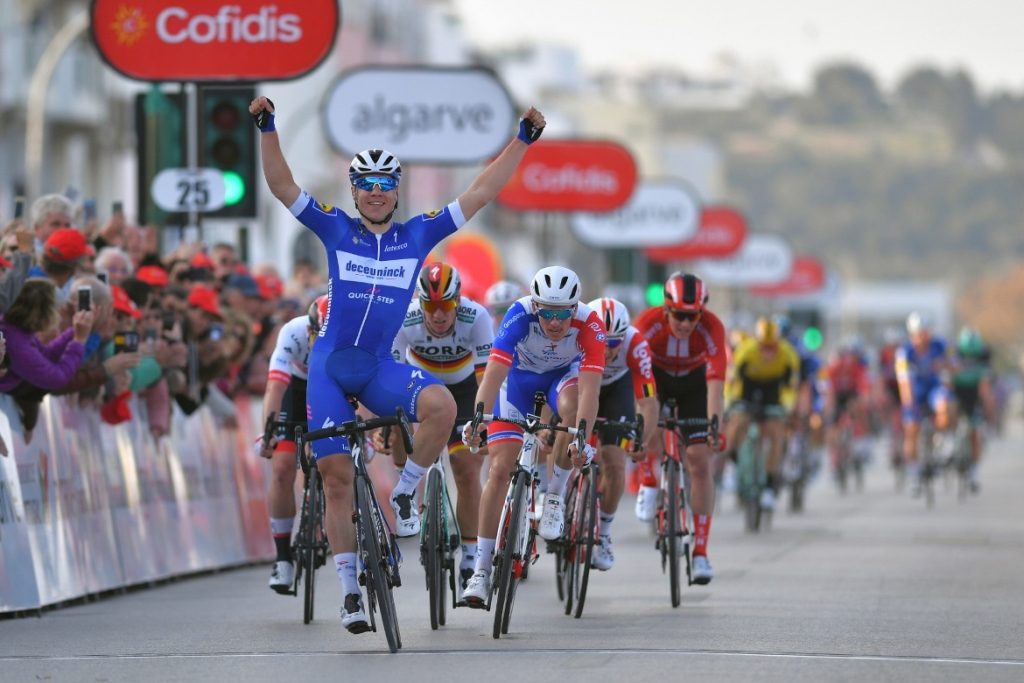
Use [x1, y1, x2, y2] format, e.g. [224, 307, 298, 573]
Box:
[0, 392, 274, 613]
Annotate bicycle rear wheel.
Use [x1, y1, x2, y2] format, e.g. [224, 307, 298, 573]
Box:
[493, 472, 528, 639]
[423, 468, 444, 630]
[356, 476, 402, 653]
[302, 466, 322, 624]
[665, 460, 682, 607]
[571, 466, 597, 619]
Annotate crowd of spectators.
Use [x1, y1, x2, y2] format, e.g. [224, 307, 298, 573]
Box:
[0, 193, 325, 448]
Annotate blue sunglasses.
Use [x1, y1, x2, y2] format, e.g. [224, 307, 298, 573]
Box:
[353, 175, 398, 192]
[606, 337, 624, 349]
[537, 308, 573, 321]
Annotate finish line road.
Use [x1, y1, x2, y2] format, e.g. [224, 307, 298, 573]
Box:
[3, 422, 1023, 682]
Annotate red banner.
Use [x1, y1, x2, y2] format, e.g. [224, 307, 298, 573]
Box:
[749, 256, 826, 296]
[645, 205, 747, 262]
[497, 140, 637, 212]
[91, 0, 338, 82]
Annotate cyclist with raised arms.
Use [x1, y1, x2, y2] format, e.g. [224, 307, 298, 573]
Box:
[461, 266, 606, 606]
[633, 272, 726, 585]
[250, 94, 545, 634]
[258, 295, 325, 594]
[390, 262, 493, 591]
[586, 297, 660, 570]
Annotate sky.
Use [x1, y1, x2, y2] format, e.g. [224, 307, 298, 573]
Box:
[451, 0, 1023, 94]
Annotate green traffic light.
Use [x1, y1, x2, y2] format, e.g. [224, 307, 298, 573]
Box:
[645, 282, 665, 306]
[803, 326, 823, 352]
[223, 171, 245, 206]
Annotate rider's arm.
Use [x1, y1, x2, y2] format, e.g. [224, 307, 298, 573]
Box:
[894, 347, 914, 407]
[637, 395, 660, 453]
[576, 370, 602, 441]
[474, 359, 511, 415]
[249, 96, 300, 207]
[457, 108, 545, 222]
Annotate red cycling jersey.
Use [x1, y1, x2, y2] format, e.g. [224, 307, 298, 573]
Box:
[633, 306, 728, 381]
[826, 354, 869, 395]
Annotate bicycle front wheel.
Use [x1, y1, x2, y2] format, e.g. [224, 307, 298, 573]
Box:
[424, 468, 444, 630]
[666, 460, 682, 608]
[493, 471, 529, 639]
[571, 466, 597, 619]
[356, 476, 402, 653]
[559, 475, 579, 614]
[302, 466, 322, 624]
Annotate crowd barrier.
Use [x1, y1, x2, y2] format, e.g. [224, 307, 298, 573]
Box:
[0, 391, 275, 614]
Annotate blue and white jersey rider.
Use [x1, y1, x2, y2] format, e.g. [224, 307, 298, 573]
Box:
[487, 295, 606, 444]
[289, 192, 465, 457]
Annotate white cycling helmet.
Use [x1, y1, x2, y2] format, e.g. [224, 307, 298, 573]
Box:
[348, 149, 402, 183]
[530, 266, 581, 307]
[485, 280, 524, 309]
[906, 311, 932, 336]
[588, 297, 630, 337]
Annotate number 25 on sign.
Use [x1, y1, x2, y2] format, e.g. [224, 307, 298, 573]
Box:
[151, 168, 227, 212]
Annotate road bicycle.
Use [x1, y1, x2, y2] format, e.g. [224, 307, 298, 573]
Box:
[655, 401, 717, 608]
[419, 440, 463, 630]
[466, 391, 583, 639]
[554, 415, 643, 618]
[299, 407, 413, 653]
[262, 412, 328, 625]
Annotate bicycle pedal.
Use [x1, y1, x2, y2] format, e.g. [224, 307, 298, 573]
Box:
[358, 572, 366, 587]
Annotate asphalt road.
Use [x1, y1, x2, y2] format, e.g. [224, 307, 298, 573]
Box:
[3, 420, 1023, 682]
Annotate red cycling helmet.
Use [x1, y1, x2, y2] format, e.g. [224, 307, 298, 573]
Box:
[663, 272, 708, 313]
[308, 294, 329, 334]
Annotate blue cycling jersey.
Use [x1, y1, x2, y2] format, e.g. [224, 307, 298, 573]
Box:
[288, 190, 466, 458]
[896, 338, 947, 405]
[289, 190, 466, 358]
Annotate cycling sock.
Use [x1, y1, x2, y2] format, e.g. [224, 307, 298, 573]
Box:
[548, 465, 572, 499]
[639, 453, 658, 487]
[599, 511, 615, 538]
[693, 514, 712, 556]
[460, 538, 477, 570]
[334, 552, 360, 596]
[475, 538, 496, 572]
[270, 517, 293, 561]
[393, 460, 428, 498]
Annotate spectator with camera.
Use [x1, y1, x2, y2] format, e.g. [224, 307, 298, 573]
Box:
[0, 278, 93, 439]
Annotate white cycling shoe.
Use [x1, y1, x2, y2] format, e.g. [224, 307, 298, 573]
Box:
[390, 492, 420, 537]
[538, 493, 565, 540]
[759, 487, 776, 511]
[692, 554, 714, 585]
[591, 536, 615, 571]
[268, 560, 294, 594]
[340, 593, 370, 633]
[635, 485, 658, 521]
[462, 569, 490, 608]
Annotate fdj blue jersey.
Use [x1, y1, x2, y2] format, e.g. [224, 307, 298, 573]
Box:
[289, 190, 467, 457]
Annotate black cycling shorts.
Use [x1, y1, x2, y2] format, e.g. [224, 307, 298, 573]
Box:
[653, 366, 708, 445]
[275, 377, 308, 443]
[597, 373, 636, 446]
[447, 374, 479, 446]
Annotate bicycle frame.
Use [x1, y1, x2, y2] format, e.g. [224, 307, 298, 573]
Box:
[420, 447, 462, 629]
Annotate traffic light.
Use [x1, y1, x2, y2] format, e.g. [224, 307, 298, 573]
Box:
[199, 86, 256, 218]
[645, 282, 665, 306]
[789, 307, 824, 352]
[135, 87, 186, 225]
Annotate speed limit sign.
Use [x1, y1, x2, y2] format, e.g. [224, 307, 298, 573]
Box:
[151, 168, 227, 212]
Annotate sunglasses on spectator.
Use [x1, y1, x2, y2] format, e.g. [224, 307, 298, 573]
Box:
[537, 307, 573, 321]
[353, 175, 398, 192]
[422, 299, 457, 314]
[606, 337, 625, 349]
[667, 309, 701, 322]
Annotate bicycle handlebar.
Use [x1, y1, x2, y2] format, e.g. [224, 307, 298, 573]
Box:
[301, 407, 414, 453]
[657, 414, 719, 444]
[592, 415, 645, 453]
[262, 411, 306, 450]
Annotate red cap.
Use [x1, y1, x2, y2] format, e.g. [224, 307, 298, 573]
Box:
[0, 255, 11, 268]
[190, 252, 215, 269]
[111, 285, 142, 320]
[187, 284, 223, 319]
[255, 274, 284, 300]
[136, 265, 169, 288]
[43, 228, 89, 262]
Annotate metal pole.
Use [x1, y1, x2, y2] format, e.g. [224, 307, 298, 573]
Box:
[25, 10, 89, 201]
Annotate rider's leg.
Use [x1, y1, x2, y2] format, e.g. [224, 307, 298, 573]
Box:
[685, 442, 716, 556]
[269, 446, 298, 561]
[763, 416, 786, 492]
[449, 442, 482, 572]
[547, 384, 579, 500]
[392, 384, 457, 497]
[317, 454, 358, 596]
[474, 440, 522, 574]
